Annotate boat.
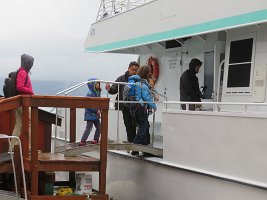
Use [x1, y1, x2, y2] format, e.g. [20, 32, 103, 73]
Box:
[82, 0, 267, 199]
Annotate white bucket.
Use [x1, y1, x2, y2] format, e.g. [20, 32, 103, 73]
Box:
[75, 173, 93, 195]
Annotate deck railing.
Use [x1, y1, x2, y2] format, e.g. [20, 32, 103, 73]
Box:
[56, 80, 166, 148]
[96, 0, 153, 21]
[0, 95, 110, 199]
[163, 101, 267, 114]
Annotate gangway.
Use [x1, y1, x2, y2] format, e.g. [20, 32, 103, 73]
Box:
[55, 141, 163, 157]
[54, 79, 166, 158]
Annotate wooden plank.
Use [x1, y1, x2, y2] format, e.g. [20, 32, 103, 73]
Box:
[99, 109, 108, 194]
[69, 107, 76, 188]
[0, 111, 14, 153]
[24, 153, 100, 171]
[21, 106, 30, 156]
[31, 107, 39, 195]
[31, 195, 87, 200]
[69, 108, 76, 143]
[0, 97, 21, 112]
[38, 163, 100, 171]
[26, 95, 110, 109]
[90, 194, 109, 200]
[30, 194, 109, 200]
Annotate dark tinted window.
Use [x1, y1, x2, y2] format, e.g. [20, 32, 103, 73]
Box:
[165, 40, 182, 49]
[227, 64, 251, 87]
[229, 38, 253, 63]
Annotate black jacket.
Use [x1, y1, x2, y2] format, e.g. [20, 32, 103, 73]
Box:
[109, 71, 131, 110]
[180, 68, 202, 102]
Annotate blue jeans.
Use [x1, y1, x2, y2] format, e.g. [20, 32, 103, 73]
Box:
[133, 106, 150, 145]
[81, 119, 101, 142]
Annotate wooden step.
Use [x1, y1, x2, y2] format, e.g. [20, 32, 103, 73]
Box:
[24, 153, 100, 172]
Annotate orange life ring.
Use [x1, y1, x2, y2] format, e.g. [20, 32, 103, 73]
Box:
[147, 56, 159, 82]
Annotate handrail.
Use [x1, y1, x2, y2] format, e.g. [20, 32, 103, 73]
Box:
[163, 101, 267, 113]
[96, 0, 151, 21]
[54, 79, 166, 150]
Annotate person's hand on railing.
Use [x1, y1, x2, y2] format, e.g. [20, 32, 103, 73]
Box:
[105, 83, 111, 91]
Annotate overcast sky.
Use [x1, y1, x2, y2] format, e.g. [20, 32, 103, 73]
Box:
[0, 0, 137, 82]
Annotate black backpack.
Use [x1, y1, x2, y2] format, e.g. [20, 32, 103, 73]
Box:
[3, 70, 28, 98]
[3, 71, 19, 98]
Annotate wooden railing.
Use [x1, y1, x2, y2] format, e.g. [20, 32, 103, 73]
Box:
[0, 95, 110, 200]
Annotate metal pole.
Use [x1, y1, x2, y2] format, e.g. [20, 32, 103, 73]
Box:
[18, 138, 27, 200]
[152, 111, 155, 147]
[54, 108, 58, 152]
[64, 94, 68, 155]
[116, 84, 120, 142]
[8, 139, 18, 197]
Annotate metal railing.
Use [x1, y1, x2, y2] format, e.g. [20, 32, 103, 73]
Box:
[54, 79, 167, 151]
[163, 101, 267, 114]
[96, 0, 153, 21]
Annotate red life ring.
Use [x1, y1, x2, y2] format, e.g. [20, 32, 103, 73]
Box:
[147, 56, 159, 82]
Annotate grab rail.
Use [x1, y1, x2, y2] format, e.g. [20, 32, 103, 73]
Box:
[96, 0, 152, 21]
[54, 79, 166, 150]
[163, 101, 267, 113]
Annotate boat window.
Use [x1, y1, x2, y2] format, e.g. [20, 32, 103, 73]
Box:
[225, 34, 255, 94]
[227, 38, 253, 88]
[227, 63, 251, 87]
[229, 38, 253, 63]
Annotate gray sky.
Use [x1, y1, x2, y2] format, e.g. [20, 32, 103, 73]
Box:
[0, 0, 137, 81]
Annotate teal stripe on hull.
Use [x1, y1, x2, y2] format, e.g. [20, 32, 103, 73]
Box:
[85, 9, 267, 53]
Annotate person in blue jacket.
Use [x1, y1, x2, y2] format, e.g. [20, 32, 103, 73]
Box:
[79, 78, 101, 146]
[129, 65, 157, 154]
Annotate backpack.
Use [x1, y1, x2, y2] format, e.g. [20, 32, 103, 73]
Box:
[3, 71, 19, 98]
[122, 78, 145, 109]
[3, 70, 28, 98]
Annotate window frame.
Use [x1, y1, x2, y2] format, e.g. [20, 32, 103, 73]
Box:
[224, 32, 256, 95]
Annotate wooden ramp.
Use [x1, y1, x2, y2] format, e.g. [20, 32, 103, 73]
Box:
[56, 141, 163, 157]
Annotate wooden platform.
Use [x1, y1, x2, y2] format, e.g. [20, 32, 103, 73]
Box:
[24, 153, 100, 172]
[0, 95, 110, 200]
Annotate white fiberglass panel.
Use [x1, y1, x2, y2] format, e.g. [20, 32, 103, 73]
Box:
[106, 152, 267, 200]
[162, 110, 267, 183]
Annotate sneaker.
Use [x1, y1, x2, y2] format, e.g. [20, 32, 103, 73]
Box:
[131, 151, 139, 155]
[91, 140, 99, 144]
[79, 141, 86, 146]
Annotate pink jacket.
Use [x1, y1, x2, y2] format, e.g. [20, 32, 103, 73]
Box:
[16, 67, 34, 95]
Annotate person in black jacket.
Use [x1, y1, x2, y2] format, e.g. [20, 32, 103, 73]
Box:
[180, 58, 204, 110]
[105, 61, 139, 143]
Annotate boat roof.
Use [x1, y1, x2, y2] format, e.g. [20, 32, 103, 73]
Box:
[85, 9, 267, 53]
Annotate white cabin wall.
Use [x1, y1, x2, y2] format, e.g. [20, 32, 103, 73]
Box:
[221, 24, 267, 110]
[163, 110, 267, 183]
[255, 25, 267, 103]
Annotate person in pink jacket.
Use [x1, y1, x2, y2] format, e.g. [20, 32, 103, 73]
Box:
[11, 54, 34, 146]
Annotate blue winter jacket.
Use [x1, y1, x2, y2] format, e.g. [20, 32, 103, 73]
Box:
[84, 78, 101, 121]
[128, 75, 156, 109]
